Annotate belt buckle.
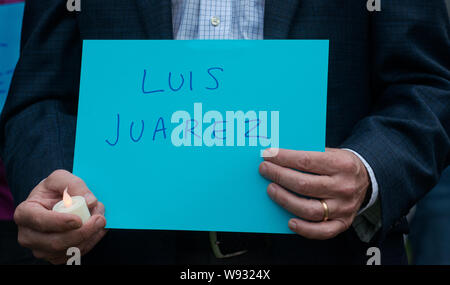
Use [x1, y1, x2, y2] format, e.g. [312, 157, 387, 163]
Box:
[209, 232, 248, 259]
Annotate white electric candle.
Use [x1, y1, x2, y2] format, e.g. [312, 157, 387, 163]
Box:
[52, 187, 91, 224]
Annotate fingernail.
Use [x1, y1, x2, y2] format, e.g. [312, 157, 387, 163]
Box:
[288, 220, 297, 231]
[259, 162, 267, 175]
[262, 148, 273, 158]
[95, 217, 106, 228]
[69, 220, 81, 229]
[263, 148, 279, 158]
[84, 193, 97, 205]
[267, 183, 276, 197]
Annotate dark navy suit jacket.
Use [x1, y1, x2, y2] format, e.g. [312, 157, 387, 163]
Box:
[0, 0, 449, 264]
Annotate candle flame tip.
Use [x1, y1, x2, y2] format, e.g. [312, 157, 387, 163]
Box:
[63, 187, 72, 208]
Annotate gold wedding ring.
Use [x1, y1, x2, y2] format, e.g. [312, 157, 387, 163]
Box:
[320, 200, 329, 222]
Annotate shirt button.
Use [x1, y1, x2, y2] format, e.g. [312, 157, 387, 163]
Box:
[211, 16, 220, 27]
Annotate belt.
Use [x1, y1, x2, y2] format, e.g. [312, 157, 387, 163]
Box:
[209, 231, 269, 259]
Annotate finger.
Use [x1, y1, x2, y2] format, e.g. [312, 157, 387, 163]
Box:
[90, 202, 105, 217]
[15, 201, 82, 233]
[45, 228, 108, 265]
[267, 183, 341, 221]
[44, 170, 98, 208]
[31, 222, 107, 265]
[18, 215, 106, 253]
[47, 256, 69, 265]
[31, 249, 59, 262]
[288, 218, 348, 240]
[31, 248, 68, 264]
[77, 226, 108, 256]
[259, 161, 334, 198]
[263, 148, 340, 175]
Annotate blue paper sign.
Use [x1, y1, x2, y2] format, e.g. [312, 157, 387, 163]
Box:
[0, 2, 24, 113]
[74, 40, 328, 234]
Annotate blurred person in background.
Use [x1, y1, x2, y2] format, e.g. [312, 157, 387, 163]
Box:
[407, 1, 450, 265]
[409, 168, 450, 264]
[0, 159, 36, 264]
[0, 0, 36, 264]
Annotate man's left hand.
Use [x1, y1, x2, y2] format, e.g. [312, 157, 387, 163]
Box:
[259, 148, 370, 240]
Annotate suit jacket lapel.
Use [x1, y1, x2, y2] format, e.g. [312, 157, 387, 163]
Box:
[134, 0, 173, 39]
[264, 0, 300, 39]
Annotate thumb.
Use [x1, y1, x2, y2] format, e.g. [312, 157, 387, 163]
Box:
[44, 170, 98, 208]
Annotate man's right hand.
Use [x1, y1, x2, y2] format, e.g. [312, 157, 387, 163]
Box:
[14, 170, 107, 264]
